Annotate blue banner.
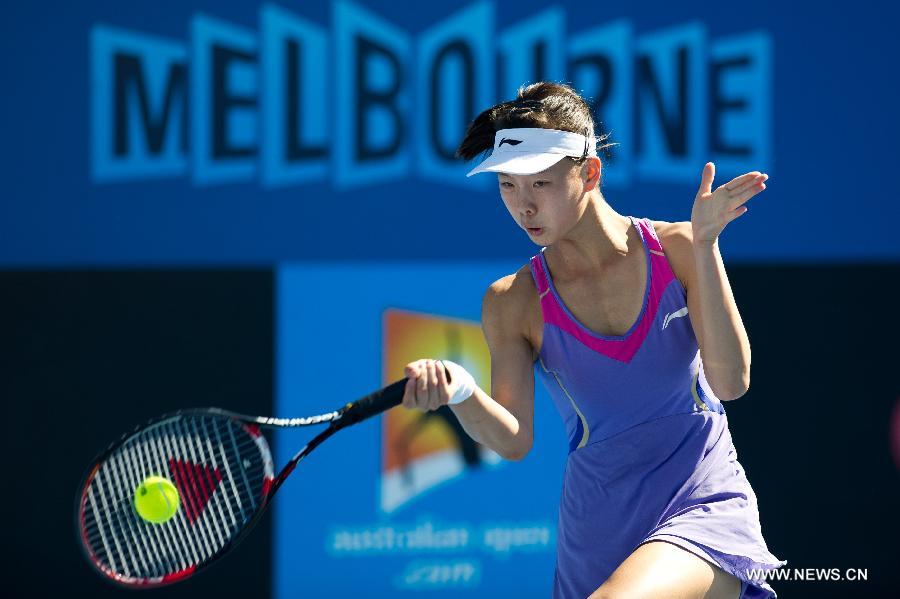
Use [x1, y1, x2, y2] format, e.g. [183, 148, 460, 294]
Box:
[276, 262, 569, 596]
[2, 0, 898, 264]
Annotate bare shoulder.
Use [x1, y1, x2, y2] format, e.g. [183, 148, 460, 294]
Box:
[483, 263, 539, 323]
[651, 220, 695, 290]
[651, 219, 692, 242]
[482, 263, 540, 349]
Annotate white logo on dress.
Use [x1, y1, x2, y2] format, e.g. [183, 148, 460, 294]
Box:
[662, 307, 689, 330]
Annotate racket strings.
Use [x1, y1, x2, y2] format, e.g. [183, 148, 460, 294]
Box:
[84, 419, 265, 578]
[80, 415, 270, 583]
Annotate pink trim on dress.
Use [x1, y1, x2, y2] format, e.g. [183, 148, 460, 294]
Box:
[530, 218, 677, 363]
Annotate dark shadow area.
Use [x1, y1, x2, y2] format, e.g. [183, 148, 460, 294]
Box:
[0, 270, 274, 597]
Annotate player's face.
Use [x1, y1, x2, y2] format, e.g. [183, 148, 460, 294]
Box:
[496, 158, 589, 244]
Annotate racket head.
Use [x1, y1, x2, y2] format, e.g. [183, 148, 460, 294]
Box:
[75, 410, 275, 588]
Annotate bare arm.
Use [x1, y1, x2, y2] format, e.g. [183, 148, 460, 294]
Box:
[689, 233, 751, 400]
[684, 162, 768, 399]
[659, 221, 751, 401]
[402, 273, 535, 460]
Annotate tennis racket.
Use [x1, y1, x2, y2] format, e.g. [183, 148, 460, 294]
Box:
[75, 374, 442, 588]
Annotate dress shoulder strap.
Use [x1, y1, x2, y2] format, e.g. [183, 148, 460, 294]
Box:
[634, 217, 681, 292]
[632, 217, 666, 255]
[528, 249, 551, 298]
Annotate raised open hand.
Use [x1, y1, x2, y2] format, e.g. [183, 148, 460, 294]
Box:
[691, 162, 768, 245]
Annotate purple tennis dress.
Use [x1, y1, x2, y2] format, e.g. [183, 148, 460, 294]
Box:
[529, 216, 787, 598]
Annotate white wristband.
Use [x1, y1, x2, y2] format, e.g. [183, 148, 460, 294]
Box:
[440, 359, 477, 405]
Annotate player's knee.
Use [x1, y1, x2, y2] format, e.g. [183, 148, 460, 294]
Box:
[586, 581, 627, 599]
[586, 587, 618, 599]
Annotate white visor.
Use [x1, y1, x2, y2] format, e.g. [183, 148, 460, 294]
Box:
[465, 128, 596, 177]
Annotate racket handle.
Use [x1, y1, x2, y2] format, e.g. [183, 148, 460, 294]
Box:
[334, 379, 406, 429]
[335, 365, 453, 430]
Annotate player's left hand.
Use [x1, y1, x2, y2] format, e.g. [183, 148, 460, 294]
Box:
[691, 162, 768, 245]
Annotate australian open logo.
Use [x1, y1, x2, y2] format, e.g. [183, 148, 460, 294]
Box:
[90, 1, 772, 190]
[381, 308, 501, 513]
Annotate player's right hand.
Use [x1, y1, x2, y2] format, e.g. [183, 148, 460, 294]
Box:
[402, 358, 451, 412]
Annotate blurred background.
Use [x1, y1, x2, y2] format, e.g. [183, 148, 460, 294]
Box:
[2, 0, 898, 597]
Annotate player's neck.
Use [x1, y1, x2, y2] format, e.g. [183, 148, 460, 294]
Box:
[548, 197, 634, 278]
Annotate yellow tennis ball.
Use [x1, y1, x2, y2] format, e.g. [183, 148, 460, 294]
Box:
[134, 475, 180, 524]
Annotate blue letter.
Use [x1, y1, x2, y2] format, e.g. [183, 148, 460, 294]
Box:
[192, 14, 258, 186]
[709, 32, 772, 177]
[91, 25, 187, 182]
[497, 7, 565, 99]
[334, 1, 411, 189]
[261, 4, 329, 188]
[568, 20, 634, 188]
[635, 23, 708, 182]
[416, 2, 494, 187]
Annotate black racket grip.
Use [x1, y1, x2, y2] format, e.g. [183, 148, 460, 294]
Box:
[334, 378, 405, 429]
[334, 363, 453, 430]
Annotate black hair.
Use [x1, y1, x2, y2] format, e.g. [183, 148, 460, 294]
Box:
[455, 81, 616, 167]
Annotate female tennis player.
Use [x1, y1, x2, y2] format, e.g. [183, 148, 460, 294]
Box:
[401, 82, 786, 598]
